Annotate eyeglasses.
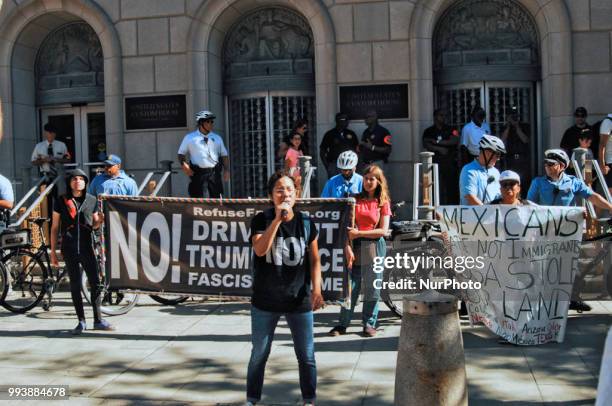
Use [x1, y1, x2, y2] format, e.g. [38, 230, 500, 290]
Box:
[204, 119, 214, 124]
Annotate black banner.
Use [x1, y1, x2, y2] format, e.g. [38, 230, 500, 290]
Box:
[125, 95, 187, 130]
[339, 84, 409, 120]
[103, 197, 352, 300]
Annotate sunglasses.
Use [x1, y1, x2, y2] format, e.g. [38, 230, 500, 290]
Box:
[203, 119, 214, 124]
[544, 161, 559, 167]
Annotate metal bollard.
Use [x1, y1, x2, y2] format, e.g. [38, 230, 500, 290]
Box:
[395, 290, 467, 406]
[419, 152, 435, 221]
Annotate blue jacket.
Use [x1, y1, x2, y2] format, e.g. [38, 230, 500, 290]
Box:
[321, 173, 363, 198]
[89, 170, 138, 197]
[527, 173, 593, 206]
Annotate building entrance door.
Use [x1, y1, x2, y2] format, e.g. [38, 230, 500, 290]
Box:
[436, 81, 537, 183]
[40, 105, 107, 170]
[227, 91, 315, 197]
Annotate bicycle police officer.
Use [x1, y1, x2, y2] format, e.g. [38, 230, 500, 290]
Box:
[321, 150, 362, 198]
[527, 148, 612, 312]
[177, 111, 230, 198]
[0, 172, 14, 232]
[459, 135, 506, 205]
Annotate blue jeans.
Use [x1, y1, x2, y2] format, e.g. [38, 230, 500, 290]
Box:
[247, 306, 316, 403]
[339, 237, 385, 328]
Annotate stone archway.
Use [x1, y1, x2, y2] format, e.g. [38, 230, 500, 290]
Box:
[409, 0, 572, 152]
[0, 0, 122, 182]
[187, 0, 337, 189]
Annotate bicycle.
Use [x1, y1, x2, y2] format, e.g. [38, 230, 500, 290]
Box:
[1, 217, 138, 315]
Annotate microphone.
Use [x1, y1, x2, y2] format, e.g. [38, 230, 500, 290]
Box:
[281, 209, 288, 217]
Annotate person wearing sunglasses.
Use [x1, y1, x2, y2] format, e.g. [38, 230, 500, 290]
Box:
[527, 149, 612, 210]
[88, 154, 138, 197]
[459, 134, 505, 205]
[527, 149, 612, 312]
[490, 170, 533, 205]
[178, 110, 230, 198]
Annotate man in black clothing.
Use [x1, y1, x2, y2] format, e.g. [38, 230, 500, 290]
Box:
[357, 110, 392, 173]
[561, 107, 597, 158]
[500, 106, 531, 194]
[319, 113, 358, 178]
[422, 109, 460, 204]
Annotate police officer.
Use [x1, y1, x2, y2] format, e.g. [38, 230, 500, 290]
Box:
[88, 154, 138, 197]
[31, 123, 70, 179]
[319, 113, 358, 178]
[357, 110, 392, 173]
[177, 111, 230, 198]
[459, 135, 506, 205]
[527, 149, 612, 312]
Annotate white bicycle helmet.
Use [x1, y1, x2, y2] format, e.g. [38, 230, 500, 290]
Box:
[195, 110, 216, 122]
[544, 149, 570, 168]
[337, 150, 359, 170]
[479, 134, 506, 155]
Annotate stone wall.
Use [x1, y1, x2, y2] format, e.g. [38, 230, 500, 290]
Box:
[565, 0, 612, 122]
[1, 0, 611, 204]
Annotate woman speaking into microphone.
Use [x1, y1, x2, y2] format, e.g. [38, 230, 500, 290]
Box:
[246, 171, 323, 406]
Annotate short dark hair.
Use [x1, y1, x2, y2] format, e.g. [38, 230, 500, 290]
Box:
[471, 106, 485, 117]
[267, 170, 296, 196]
[292, 118, 308, 131]
[43, 123, 57, 133]
[335, 112, 348, 121]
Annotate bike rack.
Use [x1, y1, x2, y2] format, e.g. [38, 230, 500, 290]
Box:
[9, 176, 47, 217]
[151, 171, 172, 197]
[10, 175, 60, 228]
[136, 172, 155, 195]
[412, 157, 440, 221]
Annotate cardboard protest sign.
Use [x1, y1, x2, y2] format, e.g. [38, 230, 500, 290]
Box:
[436, 205, 585, 345]
[102, 197, 352, 301]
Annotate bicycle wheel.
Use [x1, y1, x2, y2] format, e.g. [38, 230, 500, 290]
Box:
[149, 294, 189, 305]
[383, 238, 448, 318]
[81, 270, 139, 316]
[1, 250, 48, 313]
[0, 261, 8, 305]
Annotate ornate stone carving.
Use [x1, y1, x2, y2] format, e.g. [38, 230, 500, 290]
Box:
[434, 0, 538, 69]
[35, 22, 104, 104]
[36, 22, 103, 87]
[223, 7, 314, 78]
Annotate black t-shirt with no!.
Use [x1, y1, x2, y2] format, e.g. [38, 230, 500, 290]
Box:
[250, 210, 318, 313]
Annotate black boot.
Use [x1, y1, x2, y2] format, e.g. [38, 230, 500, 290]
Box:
[569, 300, 592, 313]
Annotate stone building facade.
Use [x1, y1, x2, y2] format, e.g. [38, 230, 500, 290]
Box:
[0, 0, 610, 206]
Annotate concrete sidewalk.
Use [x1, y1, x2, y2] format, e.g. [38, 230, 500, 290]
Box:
[0, 295, 610, 405]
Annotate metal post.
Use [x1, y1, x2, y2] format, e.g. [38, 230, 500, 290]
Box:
[419, 152, 435, 221]
[413, 163, 421, 221]
[298, 155, 313, 198]
[395, 291, 468, 406]
[10, 176, 60, 228]
[160, 160, 174, 196]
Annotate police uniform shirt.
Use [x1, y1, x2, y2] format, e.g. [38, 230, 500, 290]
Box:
[0, 174, 14, 204]
[460, 121, 491, 157]
[360, 124, 392, 163]
[31, 140, 69, 173]
[178, 130, 229, 169]
[527, 173, 594, 206]
[459, 159, 501, 205]
[320, 127, 358, 164]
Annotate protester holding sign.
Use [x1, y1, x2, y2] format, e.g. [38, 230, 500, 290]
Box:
[49, 169, 114, 335]
[459, 135, 505, 205]
[247, 171, 323, 406]
[490, 170, 534, 205]
[329, 164, 391, 338]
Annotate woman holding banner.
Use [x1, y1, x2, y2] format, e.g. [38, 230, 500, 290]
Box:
[329, 164, 391, 338]
[49, 169, 114, 335]
[247, 171, 323, 406]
